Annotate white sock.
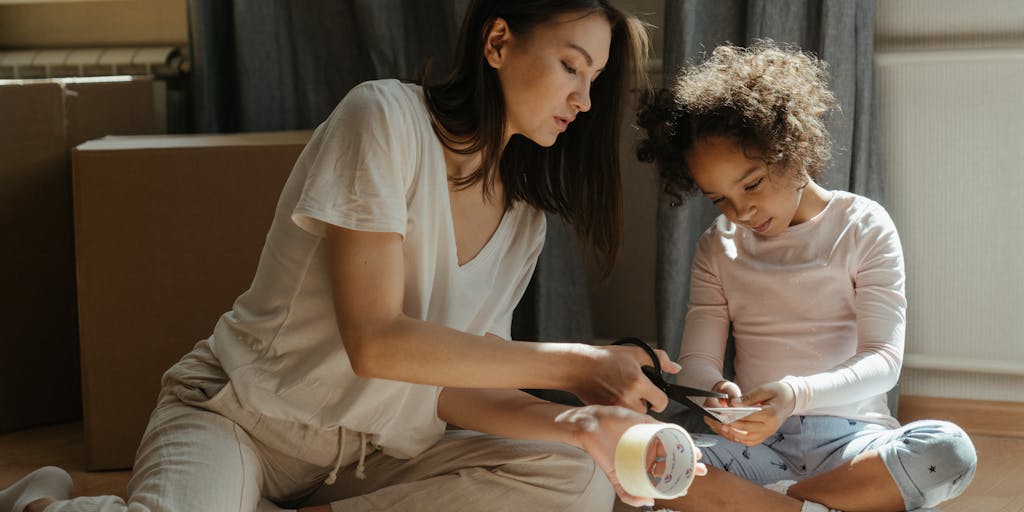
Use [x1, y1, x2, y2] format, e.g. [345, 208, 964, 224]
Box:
[801, 501, 842, 512]
[257, 498, 293, 512]
[763, 479, 798, 495]
[0, 467, 73, 512]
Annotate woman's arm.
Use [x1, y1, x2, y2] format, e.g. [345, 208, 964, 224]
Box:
[437, 387, 683, 508]
[438, 387, 582, 446]
[325, 224, 679, 412]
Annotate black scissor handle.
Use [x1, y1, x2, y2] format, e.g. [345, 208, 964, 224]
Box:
[611, 337, 730, 420]
[612, 337, 666, 386]
[611, 337, 728, 399]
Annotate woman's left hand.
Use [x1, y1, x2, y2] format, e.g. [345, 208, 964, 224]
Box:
[713, 381, 796, 446]
[555, 405, 707, 507]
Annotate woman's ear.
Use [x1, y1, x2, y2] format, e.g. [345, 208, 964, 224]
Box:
[483, 18, 512, 69]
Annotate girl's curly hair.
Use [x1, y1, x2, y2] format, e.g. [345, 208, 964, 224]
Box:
[637, 40, 836, 205]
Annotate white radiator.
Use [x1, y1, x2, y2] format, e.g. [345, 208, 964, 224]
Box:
[0, 46, 182, 79]
[876, 48, 1024, 401]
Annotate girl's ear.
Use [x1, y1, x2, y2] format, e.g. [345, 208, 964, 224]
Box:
[484, 18, 512, 69]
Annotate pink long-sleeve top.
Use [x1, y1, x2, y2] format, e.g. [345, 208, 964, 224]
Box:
[676, 190, 905, 427]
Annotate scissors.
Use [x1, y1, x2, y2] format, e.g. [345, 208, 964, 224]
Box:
[612, 337, 728, 421]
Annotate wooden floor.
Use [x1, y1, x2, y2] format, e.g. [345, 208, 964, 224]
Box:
[2, 422, 1023, 511]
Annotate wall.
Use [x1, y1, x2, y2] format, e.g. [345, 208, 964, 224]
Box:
[0, 0, 188, 49]
[875, 0, 1024, 402]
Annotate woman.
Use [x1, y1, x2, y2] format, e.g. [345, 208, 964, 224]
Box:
[1, 1, 698, 511]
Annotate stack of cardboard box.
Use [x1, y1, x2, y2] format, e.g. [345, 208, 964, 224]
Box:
[3, 76, 312, 470]
[0, 77, 159, 434]
[72, 131, 310, 469]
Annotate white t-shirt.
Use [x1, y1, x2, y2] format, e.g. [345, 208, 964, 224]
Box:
[207, 79, 547, 458]
[676, 191, 904, 428]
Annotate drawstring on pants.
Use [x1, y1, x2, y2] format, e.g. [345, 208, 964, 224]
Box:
[355, 432, 368, 480]
[324, 428, 369, 485]
[324, 428, 346, 485]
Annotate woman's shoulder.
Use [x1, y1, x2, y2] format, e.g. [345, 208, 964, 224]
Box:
[312, 79, 433, 159]
[507, 201, 548, 242]
[337, 79, 425, 118]
[349, 78, 422, 101]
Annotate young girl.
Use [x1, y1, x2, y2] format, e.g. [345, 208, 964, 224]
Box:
[636, 42, 977, 512]
[0, 2, 701, 511]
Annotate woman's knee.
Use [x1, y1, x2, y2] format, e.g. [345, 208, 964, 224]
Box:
[566, 458, 616, 512]
[545, 446, 615, 512]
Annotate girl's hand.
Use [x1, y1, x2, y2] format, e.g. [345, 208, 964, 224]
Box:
[715, 381, 796, 446]
[702, 379, 745, 432]
[569, 345, 681, 413]
[555, 405, 707, 507]
[704, 380, 743, 408]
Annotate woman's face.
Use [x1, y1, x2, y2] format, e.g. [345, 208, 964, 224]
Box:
[485, 12, 612, 147]
[686, 136, 813, 237]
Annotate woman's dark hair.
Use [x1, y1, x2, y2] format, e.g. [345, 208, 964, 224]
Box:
[636, 40, 836, 205]
[424, 0, 649, 275]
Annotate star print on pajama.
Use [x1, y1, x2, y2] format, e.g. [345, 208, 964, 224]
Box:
[687, 415, 976, 510]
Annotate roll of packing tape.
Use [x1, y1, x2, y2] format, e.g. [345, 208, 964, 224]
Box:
[614, 423, 698, 499]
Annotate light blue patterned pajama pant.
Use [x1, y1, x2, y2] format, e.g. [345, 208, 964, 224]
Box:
[694, 416, 977, 510]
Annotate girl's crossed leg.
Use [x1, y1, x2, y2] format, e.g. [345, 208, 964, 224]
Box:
[658, 416, 976, 512]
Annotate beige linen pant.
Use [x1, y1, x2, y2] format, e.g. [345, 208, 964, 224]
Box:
[44, 342, 614, 512]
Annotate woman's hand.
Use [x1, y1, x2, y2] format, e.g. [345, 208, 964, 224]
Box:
[568, 344, 681, 413]
[555, 405, 707, 508]
[710, 381, 796, 446]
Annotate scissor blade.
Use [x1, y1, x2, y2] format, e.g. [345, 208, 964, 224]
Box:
[671, 385, 729, 399]
[662, 387, 721, 420]
[682, 398, 722, 421]
[665, 383, 728, 400]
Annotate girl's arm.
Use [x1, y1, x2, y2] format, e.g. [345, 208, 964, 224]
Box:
[779, 205, 905, 414]
[716, 207, 905, 446]
[325, 224, 678, 412]
[676, 234, 732, 392]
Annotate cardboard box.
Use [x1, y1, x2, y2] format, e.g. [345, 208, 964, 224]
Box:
[72, 131, 311, 469]
[0, 77, 159, 433]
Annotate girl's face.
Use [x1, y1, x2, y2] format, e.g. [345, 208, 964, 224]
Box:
[686, 136, 817, 237]
[484, 12, 611, 147]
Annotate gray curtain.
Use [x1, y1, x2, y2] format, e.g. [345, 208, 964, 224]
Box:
[657, 0, 888, 427]
[187, 0, 592, 347]
[511, 214, 593, 343]
[188, 0, 469, 132]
